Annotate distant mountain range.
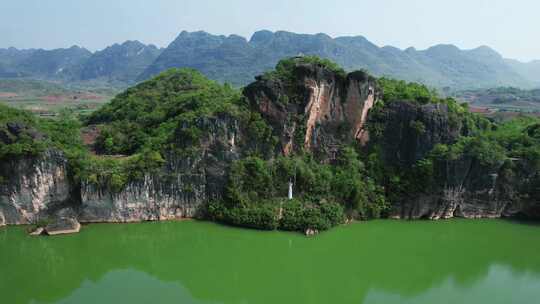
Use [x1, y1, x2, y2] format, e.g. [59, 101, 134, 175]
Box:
[0, 41, 162, 87]
[1, 30, 539, 89]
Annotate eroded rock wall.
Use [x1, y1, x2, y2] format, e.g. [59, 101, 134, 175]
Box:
[2, 62, 538, 227]
[80, 114, 240, 223]
[372, 101, 462, 167]
[80, 174, 203, 222]
[0, 150, 70, 224]
[373, 102, 539, 220]
[244, 64, 378, 160]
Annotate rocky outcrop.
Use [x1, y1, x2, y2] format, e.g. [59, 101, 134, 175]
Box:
[45, 217, 80, 235]
[1, 61, 538, 231]
[80, 173, 203, 223]
[1, 99, 241, 228]
[29, 227, 44, 236]
[370, 101, 463, 167]
[30, 208, 81, 235]
[390, 161, 538, 220]
[244, 63, 379, 160]
[80, 114, 240, 223]
[305, 228, 319, 237]
[373, 102, 540, 220]
[0, 150, 70, 225]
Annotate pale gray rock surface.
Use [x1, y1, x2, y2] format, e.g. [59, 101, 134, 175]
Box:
[0, 150, 70, 225]
[45, 218, 80, 235]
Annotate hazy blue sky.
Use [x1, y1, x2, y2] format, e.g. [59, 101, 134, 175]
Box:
[1, 0, 538, 62]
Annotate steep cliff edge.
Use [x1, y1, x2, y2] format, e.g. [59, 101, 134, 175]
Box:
[367, 100, 540, 220]
[0, 150, 70, 224]
[0, 108, 74, 225]
[244, 59, 379, 160]
[79, 114, 241, 223]
[1, 57, 539, 234]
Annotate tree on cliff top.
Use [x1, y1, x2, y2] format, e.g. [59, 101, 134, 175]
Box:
[261, 56, 347, 83]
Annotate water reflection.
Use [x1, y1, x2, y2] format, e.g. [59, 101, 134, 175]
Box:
[53, 270, 213, 304]
[364, 264, 540, 304]
[1, 220, 540, 304]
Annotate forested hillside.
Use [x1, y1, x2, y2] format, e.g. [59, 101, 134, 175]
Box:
[1, 57, 539, 232]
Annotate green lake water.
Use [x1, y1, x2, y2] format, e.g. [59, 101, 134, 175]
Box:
[1, 219, 540, 304]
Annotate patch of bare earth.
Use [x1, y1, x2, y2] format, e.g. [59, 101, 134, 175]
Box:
[0, 92, 18, 98]
[81, 125, 101, 153]
[41, 95, 66, 103]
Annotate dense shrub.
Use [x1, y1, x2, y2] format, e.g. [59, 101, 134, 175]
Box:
[212, 145, 386, 231]
[207, 200, 279, 230]
[279, 199, 345, 231]
[262, 56, 347, 83]
[378, 78, 437, 104]
[0, 104, 46, 158]
[208, 198, 344, 232]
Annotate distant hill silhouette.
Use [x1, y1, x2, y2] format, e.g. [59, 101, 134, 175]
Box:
[0, 30, 538, 89]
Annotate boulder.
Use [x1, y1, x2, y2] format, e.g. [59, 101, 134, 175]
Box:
[45, 217, 81, 235]
[29, 227, 45, 236]
[0, 149, 70, 225]
[44, 208, 81, 235]
[305, 228, 319, 237]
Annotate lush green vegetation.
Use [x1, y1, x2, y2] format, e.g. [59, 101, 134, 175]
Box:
[378, 77, 438, 104]
[262, 55, 347, 83]
[0, 104, 87, 160]
[0, 104, 46, 158]
[368, 78, 540, 206]
[207, 147, 387, 231]
[0, 103, 95, 189]
[426, 117, 540, 202]
[80, 68, 277, 192]
[82, 63, 388, 231]
[87, 68, 241, 155]
[2, 56, 540, 232]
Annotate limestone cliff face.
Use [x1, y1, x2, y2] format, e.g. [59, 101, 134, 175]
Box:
[60, 61, 380, 224]
[390, 160, 506, 220]
[79, 173, 203, 223]
[390, 158, 539, 220]
[0, 150, 70, 224]
[80, 114, 240, 223]
[244, 64, 379, 160]
[1, 62, 538, 228]
[371, 101, 539, 220]
[371, 101, 463, 167]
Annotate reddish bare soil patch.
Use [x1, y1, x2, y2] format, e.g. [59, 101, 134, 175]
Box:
[485, 111, 540, 122]
[41, 95, 66, 103]
[81, 125, 101, 152]
[0, 92, 18, 98]
[77, 93, 103, 100]
[469, 106, 495, 114]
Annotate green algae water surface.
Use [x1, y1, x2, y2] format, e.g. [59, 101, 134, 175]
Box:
[1, 219, 540, 304]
